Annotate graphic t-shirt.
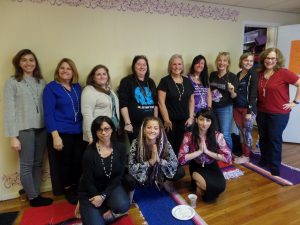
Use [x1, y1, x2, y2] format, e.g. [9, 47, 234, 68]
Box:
[119, 74, 157, 125]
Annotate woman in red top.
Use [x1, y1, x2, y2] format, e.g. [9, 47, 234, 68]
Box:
[257, 48, 300, 176]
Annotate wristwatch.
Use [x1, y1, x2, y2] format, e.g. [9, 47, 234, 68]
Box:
[293, 100, 299, 104]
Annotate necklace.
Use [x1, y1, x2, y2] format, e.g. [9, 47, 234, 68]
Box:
[60, 84, 79, 122]
[135, 76, 150, 100]
[96, 142, 113, 179]
[172, 76, 185, 101]
[24, 77, 39, 113]
[261, 71, 273, 97]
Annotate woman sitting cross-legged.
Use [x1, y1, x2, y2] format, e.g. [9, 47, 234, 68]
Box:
[178, 109, 232, 203]
[78, 116, 130, 225]
[125, 117, 185, 201]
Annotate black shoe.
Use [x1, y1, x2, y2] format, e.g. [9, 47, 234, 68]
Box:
[258, 160, 267, 167]
[65, 188, 78, 205]
[270, 168, 280, 176]
[30, 195, 53, 207]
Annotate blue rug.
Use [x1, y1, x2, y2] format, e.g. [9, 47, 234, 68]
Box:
[134, 186, 194, 225]
[0, 211, 19, 225]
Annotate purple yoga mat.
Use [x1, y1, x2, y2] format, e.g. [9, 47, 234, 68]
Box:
[248, 153, 300, 185]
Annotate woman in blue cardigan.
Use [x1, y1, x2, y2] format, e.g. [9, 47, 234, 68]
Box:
[43, 58, 87, 204]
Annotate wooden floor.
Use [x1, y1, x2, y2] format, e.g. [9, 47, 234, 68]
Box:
[1, 139, 300, 225]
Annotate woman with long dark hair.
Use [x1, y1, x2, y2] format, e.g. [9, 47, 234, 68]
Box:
[4, 49, 52, 207]
[178, 109, 231, 202]
[188, 55, 212, 112]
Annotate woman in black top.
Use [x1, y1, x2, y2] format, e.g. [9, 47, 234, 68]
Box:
[209, 52, 238, 151]
[118, 55, 158, 143]
[78, 116, 130, 225]
[233, 52, 258, 164]
[158, 54, 194, 155]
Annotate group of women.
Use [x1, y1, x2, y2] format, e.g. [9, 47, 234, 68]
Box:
[4, 47, 300, 225]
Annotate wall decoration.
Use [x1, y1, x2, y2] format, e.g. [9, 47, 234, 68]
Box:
[13, 0, 239, 22]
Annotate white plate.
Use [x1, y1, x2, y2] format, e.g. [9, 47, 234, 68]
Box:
[171, 205, 195, 220]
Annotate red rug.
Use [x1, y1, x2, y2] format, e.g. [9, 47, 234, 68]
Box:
[20, 200, 134, 225]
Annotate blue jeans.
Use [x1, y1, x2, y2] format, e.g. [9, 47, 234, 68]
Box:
[256, 111, 289, 172]
[79, 185, 130, 225]
[213, 105, 233, 150]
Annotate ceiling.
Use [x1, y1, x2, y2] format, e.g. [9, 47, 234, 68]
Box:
[191, 0, 300, 14]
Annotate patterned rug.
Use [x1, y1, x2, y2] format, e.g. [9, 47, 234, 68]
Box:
[134, 186, 207, 225]
[242, 152, 300, 186]
[218, 161, 244, 180]
[20, 200, 134, 225]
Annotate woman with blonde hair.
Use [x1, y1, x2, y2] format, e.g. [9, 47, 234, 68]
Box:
[158, 54, 194, 155]
[43, 58, 87, 203]
[209, 52, 238, 150]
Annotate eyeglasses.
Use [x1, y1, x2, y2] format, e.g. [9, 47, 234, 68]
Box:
[97, 127, 112, 133]
[265, 57, 277, 61]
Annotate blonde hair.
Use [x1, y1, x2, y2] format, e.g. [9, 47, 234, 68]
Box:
[215, 52, 231, 72]
[168, 54, 184, 75]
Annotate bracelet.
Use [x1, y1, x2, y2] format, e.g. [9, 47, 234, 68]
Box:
[100, 194, 106, 200]
[293, 100, 299, 105]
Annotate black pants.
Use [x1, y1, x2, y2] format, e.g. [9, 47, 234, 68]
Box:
[47, 133, 87, 195]
[166, 119, 187, 155]
[190, 160, 225, 202]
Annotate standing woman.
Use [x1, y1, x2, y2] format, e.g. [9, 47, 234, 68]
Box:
[257, 48, 300, 176]
[43, 58, 86, 203]
[158, 54, 194, 155]
[118, 55, 158, 143]
[188, 54, 212, 113]
[233, 52, 258, 164]
[178, 109, 231, 202]
[78, 116, 130, 225]
[81, 65, 120, 144]
[209, 52, 238, 150]
[3, 49, 53, 207]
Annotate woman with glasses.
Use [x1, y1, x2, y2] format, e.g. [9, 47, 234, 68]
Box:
[81, 65, 119, 144]
[78, 116, 130, 225]
[118, 55, 158, 143]
[256, 47, 300, 176]
[233, 52, 258, 164]
[209, 52, 238, 151]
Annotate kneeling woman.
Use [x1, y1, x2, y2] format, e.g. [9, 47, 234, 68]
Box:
[78, 116, 130, 225]
[126, 117, 185, 196]
[178, 109, 231, 202]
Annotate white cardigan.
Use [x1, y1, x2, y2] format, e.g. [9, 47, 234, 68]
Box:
[81, 85, 120, 142]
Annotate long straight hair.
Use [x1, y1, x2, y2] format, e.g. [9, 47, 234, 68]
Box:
[189, 54, 209, 87]
[192, 109, 218, 153]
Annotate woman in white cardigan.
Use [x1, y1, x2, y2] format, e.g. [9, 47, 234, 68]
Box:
[81, 65, 120, 144]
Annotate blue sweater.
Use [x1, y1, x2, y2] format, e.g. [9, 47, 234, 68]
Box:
[43, 81, 82, 134]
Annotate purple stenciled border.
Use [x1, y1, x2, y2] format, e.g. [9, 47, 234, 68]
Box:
[12, 0, 239, 22]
